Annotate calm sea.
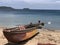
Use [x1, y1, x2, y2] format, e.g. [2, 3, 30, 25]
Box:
[0, 10, 60, 30]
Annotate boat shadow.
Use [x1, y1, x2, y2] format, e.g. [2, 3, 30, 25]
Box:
[5, 32, 39, 45]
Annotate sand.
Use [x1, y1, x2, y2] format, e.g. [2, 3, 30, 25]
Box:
[0, 28, 60, 45]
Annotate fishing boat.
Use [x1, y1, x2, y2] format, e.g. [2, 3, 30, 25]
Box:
[3, 21, 44, 43]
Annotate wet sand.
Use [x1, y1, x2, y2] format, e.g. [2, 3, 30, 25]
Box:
[0, 28, 60, 45]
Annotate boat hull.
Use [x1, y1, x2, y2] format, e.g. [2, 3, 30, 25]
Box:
[3, 29, 38, 43]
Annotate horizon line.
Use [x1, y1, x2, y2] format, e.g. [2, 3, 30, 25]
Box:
[0, 6, 60, 10]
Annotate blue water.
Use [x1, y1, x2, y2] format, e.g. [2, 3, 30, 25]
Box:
[0, 10, 60, 30]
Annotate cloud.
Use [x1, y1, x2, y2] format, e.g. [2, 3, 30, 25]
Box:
[0, 0, 60, 9]
[23, 0, 60, 4]
[0, 0, 60, 4]
[23, 0, 50, 3]
[0, 2, 3, 3]
[56, 1, 60, 3]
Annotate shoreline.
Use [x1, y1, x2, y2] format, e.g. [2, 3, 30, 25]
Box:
[0, 27, 60, 45]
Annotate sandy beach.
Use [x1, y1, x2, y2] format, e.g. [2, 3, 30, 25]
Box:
[0, 28, 60, 45]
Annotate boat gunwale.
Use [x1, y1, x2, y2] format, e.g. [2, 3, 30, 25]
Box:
[3, 27, 37, 33]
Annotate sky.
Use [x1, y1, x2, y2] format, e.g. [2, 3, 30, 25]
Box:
[0, 0, 60, 9]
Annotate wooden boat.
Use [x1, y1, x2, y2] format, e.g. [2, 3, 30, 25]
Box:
[3, 21, 44, 43]
[3, 24, 39, 43]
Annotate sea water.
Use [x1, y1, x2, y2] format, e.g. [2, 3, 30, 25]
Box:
[0, 10, 60, 30]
